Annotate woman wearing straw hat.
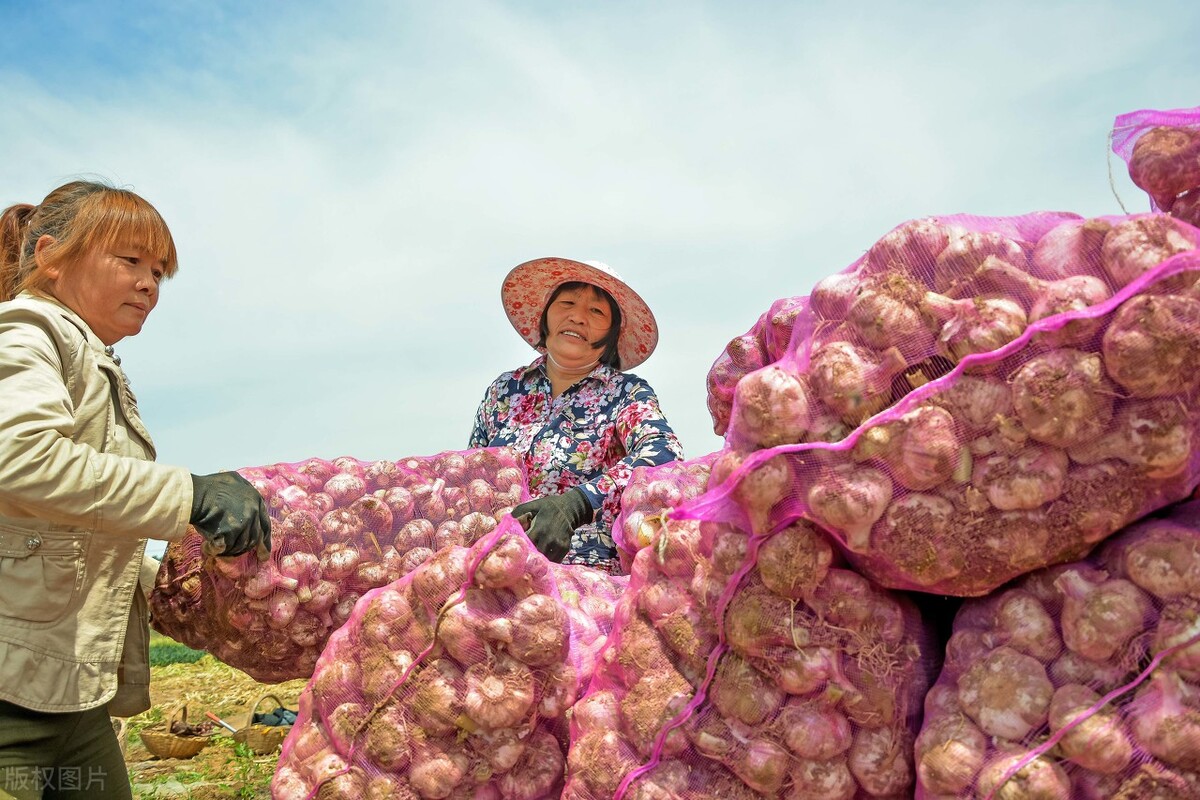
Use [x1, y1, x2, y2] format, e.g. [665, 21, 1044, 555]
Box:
[470, 257, 684, 573]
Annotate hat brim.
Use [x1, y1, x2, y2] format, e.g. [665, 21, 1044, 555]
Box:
[501, 257, 659, 371]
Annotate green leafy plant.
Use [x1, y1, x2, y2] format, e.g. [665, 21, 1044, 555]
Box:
[232, 740, 263, 799]
[149, 640, 206, 667]
[126, 704, 164, 739]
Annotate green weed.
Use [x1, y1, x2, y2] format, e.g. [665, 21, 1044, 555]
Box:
[149, 640, 206, 667]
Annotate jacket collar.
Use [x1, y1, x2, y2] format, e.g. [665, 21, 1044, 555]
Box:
[16, 291, 108, 354]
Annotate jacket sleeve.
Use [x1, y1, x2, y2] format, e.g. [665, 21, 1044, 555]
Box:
[575, 377, 685, 513]
[0, 309, 192, 541]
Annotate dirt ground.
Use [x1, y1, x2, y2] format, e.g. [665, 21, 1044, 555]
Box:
[122, 655, 307, 800]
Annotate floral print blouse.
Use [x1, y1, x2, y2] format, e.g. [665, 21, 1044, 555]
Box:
[470, 356, 684, 572]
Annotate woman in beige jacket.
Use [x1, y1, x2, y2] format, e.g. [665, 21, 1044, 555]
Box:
[0, 181, 272, 800]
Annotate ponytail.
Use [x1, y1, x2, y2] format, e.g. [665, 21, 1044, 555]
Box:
[0, 180, 176, 303]
[0, 203, 36, 302]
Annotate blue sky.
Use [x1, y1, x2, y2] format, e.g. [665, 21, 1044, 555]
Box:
[2, 2, 1199, 536]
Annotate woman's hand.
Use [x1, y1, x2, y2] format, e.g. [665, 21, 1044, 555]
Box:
[512, 488, 591, 562]
[190, 472, 272, 558]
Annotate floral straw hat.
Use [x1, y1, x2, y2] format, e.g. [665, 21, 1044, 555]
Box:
[501, 257, 659, 370]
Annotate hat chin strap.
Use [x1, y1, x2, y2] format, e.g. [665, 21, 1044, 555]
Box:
[546, 352, 600, 378]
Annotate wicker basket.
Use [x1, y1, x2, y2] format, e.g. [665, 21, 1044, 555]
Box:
[232, 693, 292, 755]
[139, 705, 211, 760]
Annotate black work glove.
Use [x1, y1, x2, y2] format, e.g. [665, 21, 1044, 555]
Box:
[512, 488, 592, 563]
[190, 472, 272, 559]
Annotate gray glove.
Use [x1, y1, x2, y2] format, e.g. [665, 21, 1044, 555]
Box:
[189, 472, 272, 558]
[512, 488, 592, 563]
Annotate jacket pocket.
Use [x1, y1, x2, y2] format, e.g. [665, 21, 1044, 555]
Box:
[0, 526, 84, 624]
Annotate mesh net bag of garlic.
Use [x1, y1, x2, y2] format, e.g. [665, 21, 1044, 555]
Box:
[688, 212, 1200, 597]
[915, 497, 1200, 800]
[151, 448, 529, 681]
[707, 296, 808, 437]
[271, 516, 625, 800]
[1112, 103, 1200, 227]
[611, 454, 717, 572]
[564, 494, 938, 800]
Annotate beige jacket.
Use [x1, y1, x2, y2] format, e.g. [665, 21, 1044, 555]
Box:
[0, 292, 192, 716]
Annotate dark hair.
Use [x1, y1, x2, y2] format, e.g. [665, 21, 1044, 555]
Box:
[0, 179, 177, 302]
[537, 281, 623, 370]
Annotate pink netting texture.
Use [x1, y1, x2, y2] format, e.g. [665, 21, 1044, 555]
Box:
[612, 454, 717, 572]
[271, 517, 626, 799]
[150, 448, 529, 682]
[682, 213, 1200, 596]
[915, 497, 1200, 799]
[1111, 104, 1200, 224]
[564, 508, 938, 799]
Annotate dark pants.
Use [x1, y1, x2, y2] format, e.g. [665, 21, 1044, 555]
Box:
[0, 700, 130, 800]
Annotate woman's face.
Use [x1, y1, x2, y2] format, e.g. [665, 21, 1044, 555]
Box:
[544, 284, 613, 368]
[46, 242, 165, 345]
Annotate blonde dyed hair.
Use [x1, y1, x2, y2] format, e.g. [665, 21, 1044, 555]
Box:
[0, 180, 178, 302]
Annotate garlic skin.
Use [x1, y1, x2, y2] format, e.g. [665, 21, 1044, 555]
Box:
[727, 365, 812, 449]
[1102, 293, 1200, 398]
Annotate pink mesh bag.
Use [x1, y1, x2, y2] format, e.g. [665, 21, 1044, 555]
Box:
[564, 507, 937, 800]
[611, 453, 717, 572]
[150, 448, 529, 682]
[271, 517, 626, 800]
[706, 296, 809, 437]
[706, 313, 770, 439]
[685, 213, 1200, 596]
[1112, 104, 1200, 225]
[720, 210, 1160, 455]
[915, 497, 1200, 799]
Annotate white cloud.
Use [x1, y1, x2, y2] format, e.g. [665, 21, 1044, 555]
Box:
[2, 0, 1198, 477]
